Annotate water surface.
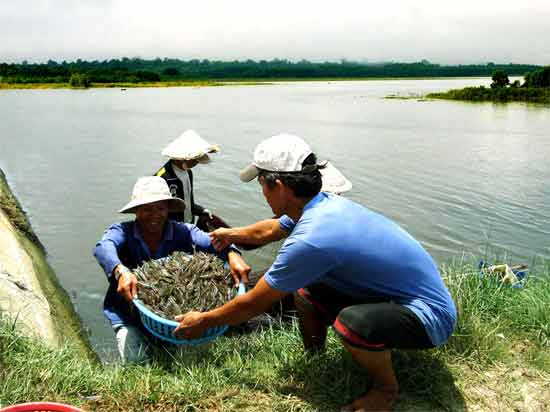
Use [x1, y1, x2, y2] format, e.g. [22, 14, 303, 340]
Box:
[1, 78, 548, 358]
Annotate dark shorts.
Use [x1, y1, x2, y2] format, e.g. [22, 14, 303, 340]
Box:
[296, 283, 434, 351]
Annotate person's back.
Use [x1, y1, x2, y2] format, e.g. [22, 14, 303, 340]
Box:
[272, 192, 456, 345]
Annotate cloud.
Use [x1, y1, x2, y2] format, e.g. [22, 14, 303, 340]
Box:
[1, 0, 549, 64]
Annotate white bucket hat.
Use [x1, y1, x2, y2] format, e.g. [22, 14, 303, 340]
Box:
[161, 130, 220, 163]
[239, 133, 352, 194]
[119, 176, 186, 214]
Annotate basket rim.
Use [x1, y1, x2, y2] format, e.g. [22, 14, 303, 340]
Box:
[133, 299, 179, 327]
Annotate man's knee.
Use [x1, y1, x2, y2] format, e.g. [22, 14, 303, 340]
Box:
[335, 303, 434, 350]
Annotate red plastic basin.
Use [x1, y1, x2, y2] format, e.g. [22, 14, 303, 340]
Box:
[0, 402, 84, 412]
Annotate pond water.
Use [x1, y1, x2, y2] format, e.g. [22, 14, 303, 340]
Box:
[1, 78, 548, 359]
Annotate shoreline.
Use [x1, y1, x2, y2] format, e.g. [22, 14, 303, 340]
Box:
[0, 168, 95, 360]
[0, 76, 497, 90]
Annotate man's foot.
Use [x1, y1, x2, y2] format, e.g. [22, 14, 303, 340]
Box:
[341, 385, 398, 412]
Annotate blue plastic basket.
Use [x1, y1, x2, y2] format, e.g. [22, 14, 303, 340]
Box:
[133, 281, 246, 345]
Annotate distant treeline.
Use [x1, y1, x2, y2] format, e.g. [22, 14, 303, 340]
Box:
[0, 58, 542, 84]
[428, 66, 550, 103]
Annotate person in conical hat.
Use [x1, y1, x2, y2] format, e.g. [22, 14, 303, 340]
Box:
[154, 130, 220, 224]
[93, 176, 250, 363]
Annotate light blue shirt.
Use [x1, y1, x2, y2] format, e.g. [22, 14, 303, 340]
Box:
[265, 192, 457, 346]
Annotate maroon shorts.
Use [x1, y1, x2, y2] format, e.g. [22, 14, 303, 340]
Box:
[296, 283, 434, 351]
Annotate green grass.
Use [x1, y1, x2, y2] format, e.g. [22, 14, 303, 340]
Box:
[1, 260, 548, 411]
[441, 259, 550, 358]
[0, 80, 270, 90]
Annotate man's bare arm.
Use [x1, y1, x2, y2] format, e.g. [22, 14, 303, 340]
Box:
[210, 219, 289, 249]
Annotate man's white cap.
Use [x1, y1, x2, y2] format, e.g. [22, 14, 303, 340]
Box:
[161, 130, 220, 163]
[239, 134, 312, 182]
[119, 176, 186, 214]
[239, 133, 352, 194]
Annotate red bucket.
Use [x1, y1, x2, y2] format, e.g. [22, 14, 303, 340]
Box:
[0, 402, 84, 412]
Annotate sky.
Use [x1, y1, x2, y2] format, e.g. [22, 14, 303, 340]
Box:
[1, 0, 549, 65]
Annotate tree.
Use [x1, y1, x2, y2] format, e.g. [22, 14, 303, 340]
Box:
[491, 70, 509, 88]
[162, 67, 180, 76]
[523, 66, 550, 88]
[135, 71, 160, 82]
[69, 73, 90, 88]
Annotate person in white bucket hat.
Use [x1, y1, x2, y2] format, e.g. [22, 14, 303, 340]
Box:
[154, 130, 220, 224]
[93, 176, 250, 363]
[175, 134, 456, 412]
[319, 160, 352, 195]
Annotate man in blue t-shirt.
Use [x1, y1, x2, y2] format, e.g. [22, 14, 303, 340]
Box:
[174, 134, 457, 412]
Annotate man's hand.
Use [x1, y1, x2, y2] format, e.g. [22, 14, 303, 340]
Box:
[210, 219, 289, 249]
[209, 227, 234, 251]
[116, 270, 138, 302]
[202, 209, 214, 220]
[174, 311, 208, 339]
[228, 251, 251, 286]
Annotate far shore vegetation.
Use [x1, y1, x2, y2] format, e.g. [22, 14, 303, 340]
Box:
[0, 58, 541, 90]
[1, 256, 549, 411]
[427, 66, 550, 104]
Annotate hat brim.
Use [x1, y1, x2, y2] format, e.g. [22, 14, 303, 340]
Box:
[320, 162, 352, 194]
[239, 164, 261, 182]
[167, 154, 212, 164]
[162, 145, 220, 161]
[196, 154, 211, 164]
[119, 195, 186, 214]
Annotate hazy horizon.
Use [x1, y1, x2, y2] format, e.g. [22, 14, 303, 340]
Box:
[1, 57, 543, 66]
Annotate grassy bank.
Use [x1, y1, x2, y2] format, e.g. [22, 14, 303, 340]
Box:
[0, 169, 95, 360]
[0, 81, 221, 90]
[0, 80, 273, 90]
[1, 259, 548, 411]
[0, 76, 502, 91]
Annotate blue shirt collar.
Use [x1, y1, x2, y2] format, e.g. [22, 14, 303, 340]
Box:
[302, 192, 327, 214]
[292, 192, 328, 226]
